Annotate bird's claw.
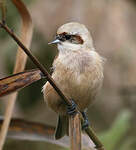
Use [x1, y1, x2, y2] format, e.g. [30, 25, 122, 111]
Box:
[67, 100, 77, 116]
[67, 101, 90, 130]
[82, 111, 89, 130]
[82, 119, 89, 130]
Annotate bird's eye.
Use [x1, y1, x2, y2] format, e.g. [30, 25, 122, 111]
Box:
[57, 33, 72, 41]
[57, 33, 84, 44]
[65, 34, 71, 40]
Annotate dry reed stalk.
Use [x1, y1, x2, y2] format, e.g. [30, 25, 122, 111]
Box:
[69, 113, 81, 150]
[0, 69, 43, 97]
[0, 0, 33, 149]
[0, 0, 6, 23]
[0, 118, 95, 150]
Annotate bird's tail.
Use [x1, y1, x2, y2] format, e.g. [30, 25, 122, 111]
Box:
[55, 115, 69, 139]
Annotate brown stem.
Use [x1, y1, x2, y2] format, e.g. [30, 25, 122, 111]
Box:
[0, 22, 105, 150]
[69, 113, 81, 150]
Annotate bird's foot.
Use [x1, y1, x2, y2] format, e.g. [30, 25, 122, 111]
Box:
[82, 111, 89, 130]
[67, 99, 77, 116]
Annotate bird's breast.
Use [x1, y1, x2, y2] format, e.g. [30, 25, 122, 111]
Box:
[51, 51, 104, 110]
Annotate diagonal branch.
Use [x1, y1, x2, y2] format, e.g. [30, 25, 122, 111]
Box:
[0, 0, 33, 149]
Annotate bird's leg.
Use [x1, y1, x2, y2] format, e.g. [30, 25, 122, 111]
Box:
[67, 99, 77, 116]
[81, 111, 89, 130]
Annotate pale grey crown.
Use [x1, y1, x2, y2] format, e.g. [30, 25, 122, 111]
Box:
[57, 22, 94, 50]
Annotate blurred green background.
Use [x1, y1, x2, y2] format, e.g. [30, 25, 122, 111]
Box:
[0, 0, 136, 149]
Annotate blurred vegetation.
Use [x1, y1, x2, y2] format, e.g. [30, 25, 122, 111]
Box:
[0, 0, 136, 149]
[99, 110, 134, 150]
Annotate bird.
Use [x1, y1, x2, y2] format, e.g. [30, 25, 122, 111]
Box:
[42, 22, 104, 139]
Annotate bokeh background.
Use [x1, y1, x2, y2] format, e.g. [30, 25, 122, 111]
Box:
[0, 0, 136, 149]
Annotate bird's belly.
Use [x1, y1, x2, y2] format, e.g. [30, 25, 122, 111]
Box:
[52, 70, 99, 111]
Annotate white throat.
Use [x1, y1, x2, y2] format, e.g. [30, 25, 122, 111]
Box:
[57, 42, 83, 54]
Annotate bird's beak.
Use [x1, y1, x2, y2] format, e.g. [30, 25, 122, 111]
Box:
[48, 39, 61, 45]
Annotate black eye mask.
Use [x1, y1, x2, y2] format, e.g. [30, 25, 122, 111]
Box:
[56, 32, 84, 44]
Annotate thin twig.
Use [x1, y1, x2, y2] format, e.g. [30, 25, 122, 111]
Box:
[0, 22, 106, 150]
[85, 127, 104, 150]
[0, 0, 33, 149]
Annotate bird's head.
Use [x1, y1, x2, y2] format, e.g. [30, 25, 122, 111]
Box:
[49, 22, 94, 52]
